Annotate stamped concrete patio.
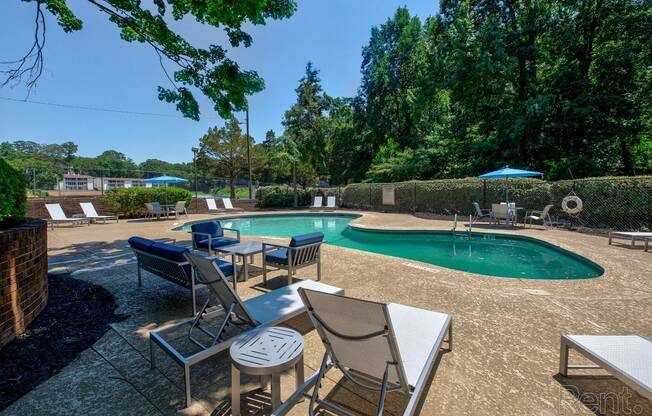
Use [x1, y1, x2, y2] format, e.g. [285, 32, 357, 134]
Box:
[3, 211, 651, 416]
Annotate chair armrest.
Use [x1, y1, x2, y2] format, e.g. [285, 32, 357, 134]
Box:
[154, 237, 177, 245]
[262, 242, 288, 253]
[190, 231, 213, 251]
[222, 227, 241, 241]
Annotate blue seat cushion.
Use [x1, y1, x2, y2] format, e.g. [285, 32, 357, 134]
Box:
[265, 248, 289, 265]
[128, 236, 155, 253]
[191, 221, 223, 246]
[149, 242, 189, 263]
[213, 258, 235, 277]
[289, 232, 324, 247]
[195, 236, 238, 250]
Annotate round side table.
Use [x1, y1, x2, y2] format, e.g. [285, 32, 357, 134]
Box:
[230, 326, 304, 415]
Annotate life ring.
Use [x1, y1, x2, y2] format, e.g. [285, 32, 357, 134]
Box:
[562, 195, 583, 214]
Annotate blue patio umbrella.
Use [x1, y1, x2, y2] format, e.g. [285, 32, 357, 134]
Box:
[479, 167, 543, 202]
[143, 175, 188, 186]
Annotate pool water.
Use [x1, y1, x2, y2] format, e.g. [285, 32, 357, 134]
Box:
[178, 214, 603, 280]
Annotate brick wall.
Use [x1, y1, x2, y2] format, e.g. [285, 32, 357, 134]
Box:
[28, 196, 258, 219]
[0, 220, 48, 347]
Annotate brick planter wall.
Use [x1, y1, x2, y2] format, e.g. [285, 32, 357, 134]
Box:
[0, 220, 48, 347]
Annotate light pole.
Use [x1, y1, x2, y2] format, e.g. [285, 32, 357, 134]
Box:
[192, 146, 199, 210]
[245, 106, 252, 200]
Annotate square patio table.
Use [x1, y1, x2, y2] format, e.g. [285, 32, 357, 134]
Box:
[215, 241, 264, 284]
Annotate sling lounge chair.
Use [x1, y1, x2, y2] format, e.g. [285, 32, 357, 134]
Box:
[325, 196, 337, 210]
[271, 289, 453, 416]
[608, 231, 652, 249]
[222, 197, 244, 211]
[205, 197, 225, 213]
[525, 204, 554, 228]
[45, 203, 89, 229]
[559, 335, 652, 402]
[149, 252, 344, 407]
[472, 202, 491, 221]
[80, 202, 118, 223]
[310, 196, 323, 210]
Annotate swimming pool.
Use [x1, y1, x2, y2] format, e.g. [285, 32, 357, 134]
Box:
[177, 214, 603, 280]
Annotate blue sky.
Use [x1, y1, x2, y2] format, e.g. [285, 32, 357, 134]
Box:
[0, 1, 438, 163]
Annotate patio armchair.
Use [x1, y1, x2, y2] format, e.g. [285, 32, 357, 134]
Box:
[144, 202, 165, 220]
[190, 220, 240, 256]
[45, 203, 90, 229]
[80, 202, 118, 223]
[127, 236, 237, 316]
[149, 252, 344, 407]
[262, 232, 323, 286]
[168, 200, 189, 219]
[271, 288, 453, 416]
[525, 204, 554, 228]
[472, 202, 491, 221]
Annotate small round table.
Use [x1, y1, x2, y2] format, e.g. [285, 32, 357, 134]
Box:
[230, 326, 304, 415]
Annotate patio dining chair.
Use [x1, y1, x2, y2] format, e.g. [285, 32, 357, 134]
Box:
[144, 202, 164, 220]
[525, 204, 554, 228]
[168, 200, 189, 219]
[490, 203, 509, 224]
[271, 289, 453, 416]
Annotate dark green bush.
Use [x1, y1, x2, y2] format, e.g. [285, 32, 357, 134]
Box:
[0, 159, 27, 228]
[256, 186, 341, 208]
[101, 187, 191, 217]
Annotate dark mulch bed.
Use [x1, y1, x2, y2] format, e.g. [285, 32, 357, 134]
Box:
[0, 273, 127, 410]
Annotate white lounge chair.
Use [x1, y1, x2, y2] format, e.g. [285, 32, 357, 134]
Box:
[149, 252, 344, 407]
[222, 197, 244, 211]
[472, 202, 491, 221]
[45, 203, 89, 229]
[310, 195, 323, 210]
[325, 195, 337, 210]
[525, 204, 554, 228]
[80, 202, 118, 223]
[273, 289, 453, 416]
[559, 335, 652, 402]
[205, 197, 224, 213]
[608, 231, 652, 249]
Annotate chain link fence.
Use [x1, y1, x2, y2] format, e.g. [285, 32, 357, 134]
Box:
[341, 176, 652, 231]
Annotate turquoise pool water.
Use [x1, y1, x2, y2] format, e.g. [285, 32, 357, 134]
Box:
[178, 214, 603, 280]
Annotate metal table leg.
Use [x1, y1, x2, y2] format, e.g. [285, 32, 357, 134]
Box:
[271, 373, 281, 410]
[232, 364, 241, 416]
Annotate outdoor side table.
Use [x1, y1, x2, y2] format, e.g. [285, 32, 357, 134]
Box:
[230, 326, 304, 415]
[215, 241, 264, 283]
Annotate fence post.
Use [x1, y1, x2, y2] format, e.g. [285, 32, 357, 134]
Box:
[413, 182, 417, 214]
[482, 180, 487, 208]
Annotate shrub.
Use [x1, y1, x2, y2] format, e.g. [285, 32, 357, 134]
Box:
[0, 159, 27, 228]
[256, 186, 342, 208]
[101, 187, 191, 217]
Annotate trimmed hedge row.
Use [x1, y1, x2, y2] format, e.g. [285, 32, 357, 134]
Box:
[256, 186, 341, 208]
[341, 176, 652, 230]
[101, 187, 191, 217]
[0, 159, 27, 228]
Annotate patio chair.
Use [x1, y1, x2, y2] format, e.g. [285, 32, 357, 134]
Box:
[472, 202, 491, 221]
[559, 335, 652, 401]
[222, 197, 244, 211]
[149, 252, 344, 407]
[127, 236, 236, 315]
[45, 203, 89, 229]
[271, 289, 453, 416]
[310, 195, 323, 210]
[79, 202, 118, 223]
[325, 195, 337, 210]
[168, 200, 189, 219]
[144, 202, 164, 220]
[490, 203, 509, 224]
[608, 231, 652, 249]
[205, 197, 225, 213]
[525, 204, 554, 228]
[190, 220, 240, 256]
[262, 232, 323, 286]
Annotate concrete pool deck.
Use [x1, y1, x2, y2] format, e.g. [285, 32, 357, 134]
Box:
[4, 210, 651, 416]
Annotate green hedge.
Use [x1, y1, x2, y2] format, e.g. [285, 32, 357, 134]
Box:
[0, 158, 27, 228]
[341, 176, 652, 230]
[256, 186, 341, 208]
[101, 187, 191, 217]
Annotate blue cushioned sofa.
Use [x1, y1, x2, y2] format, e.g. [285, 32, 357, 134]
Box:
[190, 221, 240, 256]
[128, 236, 236, 315]
[262, 232, 323, 286]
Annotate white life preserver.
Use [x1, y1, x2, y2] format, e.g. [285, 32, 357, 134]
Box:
[561, 195, 583, 215]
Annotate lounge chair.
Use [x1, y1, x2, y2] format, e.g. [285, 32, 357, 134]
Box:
[310, 195, 323, 210]
[272, 289, 453, 416]
[608, 231, 652, 249]
[525, 204, 554, 228]
[262, 232, 323, 286]
[127, 236, 236, 315]
[80, 202, 118, 223]
[149, 252, 344, 407]
[325, 195, 337, 210]
[559, 335, 652, 401]
[168, 200, 188, 219]
[190, 220, 240, 256]
[646, 237, 651, 253]
[45, 203, 89, 229]
[205, 197, 224, 213]
[222, 197, 244, 211]
[144, 202, 164, 220]
[472, 202, 491, 221]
